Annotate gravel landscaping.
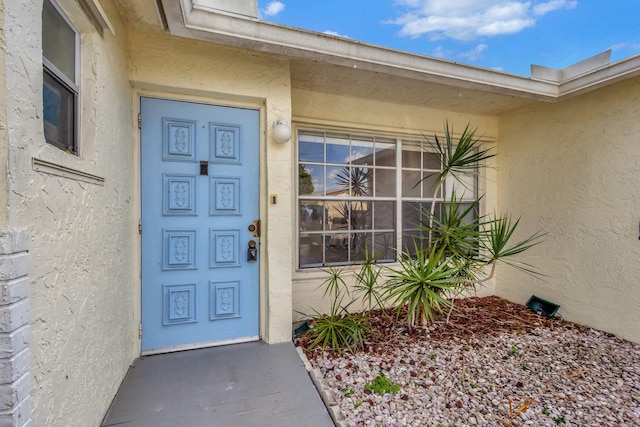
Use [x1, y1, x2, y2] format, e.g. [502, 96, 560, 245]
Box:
[298, 296, 640, 426]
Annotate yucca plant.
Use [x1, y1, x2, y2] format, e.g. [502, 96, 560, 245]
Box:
[422, 120, 495, 233]
[352, 245, 387, 313]
[387, 244, 463, 327]
[303, 265, 371, 354]
[305, 309, 371, 354]
[389, 121, 544, 326]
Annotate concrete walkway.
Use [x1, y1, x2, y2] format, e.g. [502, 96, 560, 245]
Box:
[101, 341, 333, 427]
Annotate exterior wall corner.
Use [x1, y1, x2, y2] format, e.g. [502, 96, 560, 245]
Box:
[0, 229, 31, 427]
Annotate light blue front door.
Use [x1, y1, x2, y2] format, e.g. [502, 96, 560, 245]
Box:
[141, 97, 260, 353]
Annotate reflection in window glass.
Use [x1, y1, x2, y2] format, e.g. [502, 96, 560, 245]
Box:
[374, 232, 395, 261]
[299, 234, 323, 266]
[298, 140, 324, 163]
[350, 167, 371, 197]
[299, 164, 324, 196]
[326, 166, 348, 195]
[374, 201, 395, 230]
[421, 173, 440, 198]
[402, 202, 422, 230]
[351, 232, 373, 262]
[402, 146, 421, 168]
[326, 139, 349, 164]
[326, 234, 349, 264]
[402, 170, 421, 197]
[350, 137, 374, 165]
[375, 143, 396, 167]
[375, 168, 396, 197]
[350, 201, 372, 230]
[423, 152, 441, 170]
[42, 0, 78, 154]
[297, 130, 478, 268]
[43, 0, 76, 82]
[325, 201, 349, 230]
[299, 201, 324, 231]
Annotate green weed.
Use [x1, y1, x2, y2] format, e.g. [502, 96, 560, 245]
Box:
[365, 372, 400, 395]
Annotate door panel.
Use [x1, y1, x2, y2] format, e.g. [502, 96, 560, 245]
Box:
[141, 97, 260, 353]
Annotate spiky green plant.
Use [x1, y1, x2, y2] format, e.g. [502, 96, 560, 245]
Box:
[352, 246, 387, 312]
[303, 265, 372, 354]
[388, 121, 544, 327]
[319, 265, 349, 314]
[387, 244, 463, 326]
[305, 310, 370, 354]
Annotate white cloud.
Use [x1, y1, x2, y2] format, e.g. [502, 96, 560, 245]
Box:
[262, 1, 285, 17]
[431, 45, 451, 58]
[391, 0, 578, 41]
[324, 30, 351, 39]
[610, 42, 640, 51]
[533, 0, 577, 16]
[459, 43, 488, 61]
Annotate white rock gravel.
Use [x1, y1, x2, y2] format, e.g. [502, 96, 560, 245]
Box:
[307, 322, 640, 426]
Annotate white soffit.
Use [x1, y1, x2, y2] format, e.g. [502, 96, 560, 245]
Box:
[161, 0, 640, 104]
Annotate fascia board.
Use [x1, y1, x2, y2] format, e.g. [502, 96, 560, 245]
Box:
[167, 0, 558, 101]
[164, 1, 640, 103]
[557, 53, 640, 100]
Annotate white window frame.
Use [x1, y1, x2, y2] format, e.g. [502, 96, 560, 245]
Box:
[42, 0, 81, 154]
[296, 127, 479, 269]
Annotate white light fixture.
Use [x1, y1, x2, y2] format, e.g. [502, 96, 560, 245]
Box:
[272, 119, 291, 144]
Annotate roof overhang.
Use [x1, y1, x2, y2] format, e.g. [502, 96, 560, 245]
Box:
[151, 0, 640, 114]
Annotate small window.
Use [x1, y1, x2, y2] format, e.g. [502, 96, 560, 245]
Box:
[42, 0, 79, 154]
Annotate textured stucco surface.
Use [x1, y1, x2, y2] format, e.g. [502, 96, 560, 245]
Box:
[496, 76, 640, 343]
[129, 30, 294, 344]
[5, 0, 136, 425]
[0, 0, 8, 230]
[291, 89, 499, 318]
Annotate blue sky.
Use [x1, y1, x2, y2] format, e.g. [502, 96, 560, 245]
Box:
[258, 0, 640, 77]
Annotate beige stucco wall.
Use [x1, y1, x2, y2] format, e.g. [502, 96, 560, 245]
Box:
[291, 89, 499, 318]
[5, 0, 136, 425]
[0, 0, 7, 230]
[497, 76, 640, 343]
[128, 30, 294, 344]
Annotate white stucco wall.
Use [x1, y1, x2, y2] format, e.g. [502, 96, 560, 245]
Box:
[0, 0, 8, 229]
[128, 30, 294, 344]
[497, 76, 640, 343]
[291, 89, 499, 318]
[5, 0, 136, 425]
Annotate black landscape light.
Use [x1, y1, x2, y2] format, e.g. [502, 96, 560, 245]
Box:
[526, 295, 560, 317]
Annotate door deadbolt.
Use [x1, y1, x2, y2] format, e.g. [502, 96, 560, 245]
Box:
[248, 219, 260, 237]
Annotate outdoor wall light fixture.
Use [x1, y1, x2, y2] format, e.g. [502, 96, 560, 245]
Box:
[272, 119, 291, 144]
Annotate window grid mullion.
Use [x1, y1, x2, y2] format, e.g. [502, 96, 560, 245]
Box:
[298, 130, 472, 268]
[396, 138, 403, 259]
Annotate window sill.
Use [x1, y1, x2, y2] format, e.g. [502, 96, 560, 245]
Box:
[32, 157, 105, 186]
[293, 261, 401, 279]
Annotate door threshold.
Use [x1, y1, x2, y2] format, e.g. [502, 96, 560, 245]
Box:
[141, 335, 260, 356]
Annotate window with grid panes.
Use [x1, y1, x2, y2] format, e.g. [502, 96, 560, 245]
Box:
[297, 130, 478, 268]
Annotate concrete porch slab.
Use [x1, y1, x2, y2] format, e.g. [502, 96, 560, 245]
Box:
[101, 341, 333, 427]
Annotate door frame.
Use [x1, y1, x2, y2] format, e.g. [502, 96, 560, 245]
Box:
[134, 90, 267, 355]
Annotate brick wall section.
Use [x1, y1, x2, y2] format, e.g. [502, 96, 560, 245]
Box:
[0, 230, 31, 427]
